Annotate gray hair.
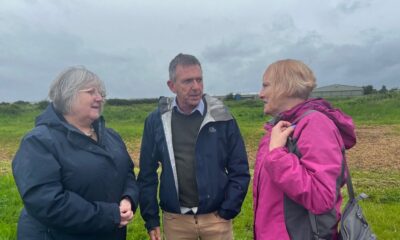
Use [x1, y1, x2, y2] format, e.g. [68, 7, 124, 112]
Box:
[48, 66, 106, 114]
[169, 53, 202, 82]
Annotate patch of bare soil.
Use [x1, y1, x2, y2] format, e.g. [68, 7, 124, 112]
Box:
[1, 125, 399, 173]
[245, 125, 400, 172]
[347, 125, 400, 172]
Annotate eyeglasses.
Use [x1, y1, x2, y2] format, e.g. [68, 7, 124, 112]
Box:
[79, 87, 106, 98]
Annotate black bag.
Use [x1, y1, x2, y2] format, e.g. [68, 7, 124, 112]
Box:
[285, 110, 377, 240]
[338, 167, 377, 240]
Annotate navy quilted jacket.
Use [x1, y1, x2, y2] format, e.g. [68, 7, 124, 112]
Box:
[12, 104, 139, 240]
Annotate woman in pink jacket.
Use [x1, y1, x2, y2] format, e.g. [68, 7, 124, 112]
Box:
[253, 59, 356, 240]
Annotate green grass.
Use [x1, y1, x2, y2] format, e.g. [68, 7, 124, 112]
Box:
[0, 174, 20, 239]
[330, 92, 400, 125]
[360, 202, 399, 239]
[1, 173, 398, 239]
[1, 92, 400, 239]
[340, 170, 400, 239]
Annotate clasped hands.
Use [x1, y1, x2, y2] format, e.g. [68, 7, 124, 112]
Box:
[119, 198, 134, 228]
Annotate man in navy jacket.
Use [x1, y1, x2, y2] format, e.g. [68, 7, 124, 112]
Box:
[138, 53, 250, 240]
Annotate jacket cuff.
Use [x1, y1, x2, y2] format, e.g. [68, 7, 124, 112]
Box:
[110, 203, 121, 227]
[121, 195, 136, 212]
[121, 188, 139, 212]
[217, 209, 237, 220]
[145, 218, 160, 232]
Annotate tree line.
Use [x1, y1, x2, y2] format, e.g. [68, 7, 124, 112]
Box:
[1, 86, 399, 107]
[363, 85, 398, 95]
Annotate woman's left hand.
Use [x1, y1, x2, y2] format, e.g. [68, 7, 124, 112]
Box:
[269, 120, 295, 151]
[119, 198, 134, 228]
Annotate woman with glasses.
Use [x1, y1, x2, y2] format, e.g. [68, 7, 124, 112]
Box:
[12, 66, 139, 240]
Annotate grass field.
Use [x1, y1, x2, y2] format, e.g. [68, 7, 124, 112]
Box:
[1, 92, 399, 239]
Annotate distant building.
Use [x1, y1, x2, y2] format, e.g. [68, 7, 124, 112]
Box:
[311, 84, 363, 98]
[233, 92, 259, 100]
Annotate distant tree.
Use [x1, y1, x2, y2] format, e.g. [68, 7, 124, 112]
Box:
[0, 103, 21, 115]
[389, 87, 399, 93]
[379, 85, 388, 94]
[106, 98, 135, 106]
[106, 98, 157, 105]
[362, 85, 376, 95]
[37, 100, 50, 110]
[225, 93, 234, 100]
[13, 100, 30, 105]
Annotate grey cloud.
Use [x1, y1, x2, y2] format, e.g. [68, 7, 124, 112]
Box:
[282, 31, 400, 89]
[202, 14, 297, 66]
[0, 22, 165, 101]
[359, 28, 384, 45]
[199, 23, 400, 97]
[202, 36, 261, 63]
[200, 16, 305, 95]
[336, 0, 372, 14]
[1, 0, 399, 102]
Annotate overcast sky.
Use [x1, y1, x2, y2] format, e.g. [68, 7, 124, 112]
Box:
[1, 0, 399, 102]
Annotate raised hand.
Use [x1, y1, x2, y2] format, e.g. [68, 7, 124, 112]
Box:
[269, 120, 295, 151]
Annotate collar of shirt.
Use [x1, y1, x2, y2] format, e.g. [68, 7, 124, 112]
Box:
[180, 206, 198, 214]
[172, 98, 205, 116]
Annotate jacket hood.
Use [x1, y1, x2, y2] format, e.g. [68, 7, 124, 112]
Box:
[35, 103, 104, 135]
[35, 104, 67, 128]
[158, 94, 232, 121]
[279, 98, 356, 149]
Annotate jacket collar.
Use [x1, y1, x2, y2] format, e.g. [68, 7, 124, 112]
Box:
[171, 97, 205, 116]
[267, 98, 356, 149]
[159, 94, 232, 121]
[36, 104, 106, 145]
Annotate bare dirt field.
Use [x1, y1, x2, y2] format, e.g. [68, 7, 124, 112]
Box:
[1, 125, 399, 173]
[347, 125, 400, 172]
[243, 125, 400, 172]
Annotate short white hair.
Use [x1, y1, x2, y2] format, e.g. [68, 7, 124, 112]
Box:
[48, 66, 106, 114]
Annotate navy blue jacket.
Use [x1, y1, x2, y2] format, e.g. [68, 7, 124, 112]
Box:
[138, 95, 250, 231]
[12, 104, 139, 240]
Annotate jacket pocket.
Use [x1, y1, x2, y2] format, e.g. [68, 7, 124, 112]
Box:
[163, 211, 178, 220]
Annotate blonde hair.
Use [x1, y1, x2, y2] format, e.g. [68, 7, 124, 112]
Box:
[264, 59, 316, 100]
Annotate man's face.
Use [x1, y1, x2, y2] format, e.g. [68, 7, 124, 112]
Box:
[167, 64, 203, 114]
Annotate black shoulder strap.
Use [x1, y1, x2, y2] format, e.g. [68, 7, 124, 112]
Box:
[286, 109, 355, 239]
[286, 110, 318, 157]
[344, 154, 355, 200]
[291, 109, 318, 125]
[292, 109, 356, 200]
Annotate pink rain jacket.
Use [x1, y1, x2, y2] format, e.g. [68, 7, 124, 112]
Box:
[253, 98, 356, 240]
